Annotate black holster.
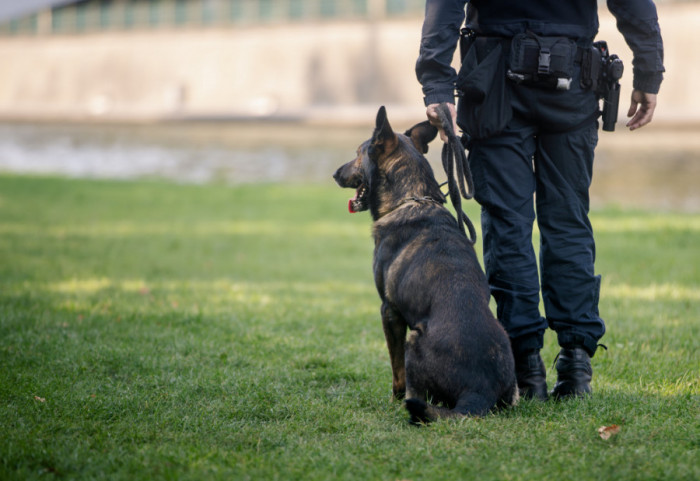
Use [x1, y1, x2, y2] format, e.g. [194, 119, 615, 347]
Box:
[581, 41, 624, 131]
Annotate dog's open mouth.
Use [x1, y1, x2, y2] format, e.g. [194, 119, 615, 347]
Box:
[348, 184, 369, 213]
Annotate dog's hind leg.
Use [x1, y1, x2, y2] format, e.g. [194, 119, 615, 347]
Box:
[452, 392, 494, 417]
[498, 382, 520, 409]
[405, 398, 442, 424]
[381, 302, 407, 399]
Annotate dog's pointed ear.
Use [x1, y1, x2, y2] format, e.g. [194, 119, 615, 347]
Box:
[404, 121, 438, 154]
[370, 106, 397, 160]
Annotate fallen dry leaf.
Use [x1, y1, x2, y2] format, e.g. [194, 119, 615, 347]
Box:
[598, 424, 621, 440]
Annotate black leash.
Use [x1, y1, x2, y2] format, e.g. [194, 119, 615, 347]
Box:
[436, 103, 478, 244]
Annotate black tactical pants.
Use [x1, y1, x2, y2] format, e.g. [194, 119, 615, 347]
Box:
[465, 64, 605, 357]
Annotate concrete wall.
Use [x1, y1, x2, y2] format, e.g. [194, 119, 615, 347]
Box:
[0, 3, 695, 124]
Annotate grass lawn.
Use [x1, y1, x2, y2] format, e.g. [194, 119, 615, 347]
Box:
[0, 174, 697, 480]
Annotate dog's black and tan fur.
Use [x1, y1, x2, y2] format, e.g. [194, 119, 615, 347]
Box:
[333, 107, 517, 423]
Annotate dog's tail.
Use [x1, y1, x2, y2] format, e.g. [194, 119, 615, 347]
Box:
[404, 398, 478, 424]
[405, 392, 498, 424]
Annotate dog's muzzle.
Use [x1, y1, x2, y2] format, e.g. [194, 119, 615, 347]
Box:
[348, 184, 368, 213]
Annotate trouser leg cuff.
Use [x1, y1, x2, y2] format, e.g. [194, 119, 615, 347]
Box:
[510, 332, 545, 358]
[557, 332, 600, 358]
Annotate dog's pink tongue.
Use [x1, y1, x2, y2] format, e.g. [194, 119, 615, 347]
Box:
[348, 190, 359, 213]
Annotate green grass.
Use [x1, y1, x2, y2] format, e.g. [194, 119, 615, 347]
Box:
[0, 175, 698, 480]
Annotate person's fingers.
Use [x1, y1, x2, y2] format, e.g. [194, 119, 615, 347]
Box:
[445, 103, 459, 137]
[426, 104, 449, 142]
[427, 116, 448, 142]
[626, 92, 657, 130]
[627, 97, 639, 119]
[426, 102, 459, 141]
[628, 107, 654, 130]
[626, 113, 642, 130]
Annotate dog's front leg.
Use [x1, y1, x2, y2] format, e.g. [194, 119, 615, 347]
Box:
[381, 302, 407, 399]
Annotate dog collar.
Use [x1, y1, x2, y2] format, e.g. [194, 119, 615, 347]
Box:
[398, 196, 444, 206]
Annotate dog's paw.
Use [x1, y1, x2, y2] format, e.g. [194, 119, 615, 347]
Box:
[404, 398, 430, 425]
[392, 388, 406, 400]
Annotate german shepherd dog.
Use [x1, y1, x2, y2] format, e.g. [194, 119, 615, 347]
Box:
[333, 107, 518, 423]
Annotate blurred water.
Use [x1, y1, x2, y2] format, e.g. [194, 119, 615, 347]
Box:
[0, 121, 357, 184]
[1, 121, 698, 211]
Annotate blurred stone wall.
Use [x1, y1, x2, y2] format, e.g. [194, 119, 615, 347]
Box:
[0, 3, 694, 124]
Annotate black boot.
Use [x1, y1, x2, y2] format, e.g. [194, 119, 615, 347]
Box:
[515, 351, 548, 401]
[551, 347, 593, 399]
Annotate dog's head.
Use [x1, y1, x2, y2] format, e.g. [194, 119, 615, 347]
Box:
[333, 106, 440, 219]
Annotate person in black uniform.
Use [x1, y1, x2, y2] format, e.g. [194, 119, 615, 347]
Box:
[416, 0, 664, 400]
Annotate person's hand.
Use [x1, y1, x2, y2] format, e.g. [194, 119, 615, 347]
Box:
[426, 102, 458, 142]
[626, 90, 657, 131]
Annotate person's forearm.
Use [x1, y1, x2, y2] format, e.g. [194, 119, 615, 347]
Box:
[607, 0, 665, 94]
[416, 0, 468, 105]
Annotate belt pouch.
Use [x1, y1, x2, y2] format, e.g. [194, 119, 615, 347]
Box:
[509, 33, 576, 88]
[456, 38, 512, 140]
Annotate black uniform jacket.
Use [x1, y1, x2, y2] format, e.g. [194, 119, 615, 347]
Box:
[416, 0, 665, 105]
